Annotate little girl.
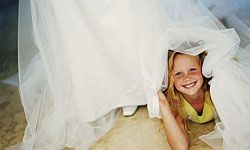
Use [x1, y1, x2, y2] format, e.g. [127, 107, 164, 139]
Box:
[158, 51, 215, 149]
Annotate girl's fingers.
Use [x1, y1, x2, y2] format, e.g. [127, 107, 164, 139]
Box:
[158, 91, 171, 109]
[158, 91, 167, 101]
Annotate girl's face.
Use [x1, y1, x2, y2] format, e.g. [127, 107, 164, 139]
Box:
[172, 54, 204, 96]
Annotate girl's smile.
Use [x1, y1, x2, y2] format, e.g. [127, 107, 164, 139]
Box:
[182, 81, 196, 88]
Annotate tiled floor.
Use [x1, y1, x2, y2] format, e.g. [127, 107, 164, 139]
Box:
[0, 83, 215, 150]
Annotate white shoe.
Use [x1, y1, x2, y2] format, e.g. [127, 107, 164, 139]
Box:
[122, 106, 138, 116]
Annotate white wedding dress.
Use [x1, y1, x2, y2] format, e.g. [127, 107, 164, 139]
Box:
[18, 0, 250, 149]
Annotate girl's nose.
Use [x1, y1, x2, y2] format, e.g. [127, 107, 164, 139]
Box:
[183, 73, 191, 81]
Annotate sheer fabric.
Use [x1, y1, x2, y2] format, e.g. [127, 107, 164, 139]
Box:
[19, 0, 168, 149]
[18, 0, 250, 149]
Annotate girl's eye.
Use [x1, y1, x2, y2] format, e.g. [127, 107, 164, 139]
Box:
[190, 68, 197, 72]
[175, 72, 182, 77]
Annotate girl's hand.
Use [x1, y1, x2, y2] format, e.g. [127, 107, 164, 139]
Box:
[158, 91, 171, 115]
[158, 91, 170, 109]
[158, 90, 167, 101]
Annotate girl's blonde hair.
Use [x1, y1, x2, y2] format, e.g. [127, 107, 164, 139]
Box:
[165, 51, 207, 120]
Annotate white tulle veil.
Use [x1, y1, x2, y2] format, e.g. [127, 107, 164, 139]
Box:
[19, 0, 168, 149]
[18, 0, 250, 149]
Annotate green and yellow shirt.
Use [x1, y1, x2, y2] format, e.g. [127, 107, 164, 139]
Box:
[182, 91, 215, 123]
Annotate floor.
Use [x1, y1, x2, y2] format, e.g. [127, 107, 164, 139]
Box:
[0, 82, 215, 150]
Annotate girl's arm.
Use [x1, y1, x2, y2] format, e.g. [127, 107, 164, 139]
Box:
[158, 91, 189, 150]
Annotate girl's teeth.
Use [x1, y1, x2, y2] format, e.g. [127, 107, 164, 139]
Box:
[184, 82, 195, 88]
